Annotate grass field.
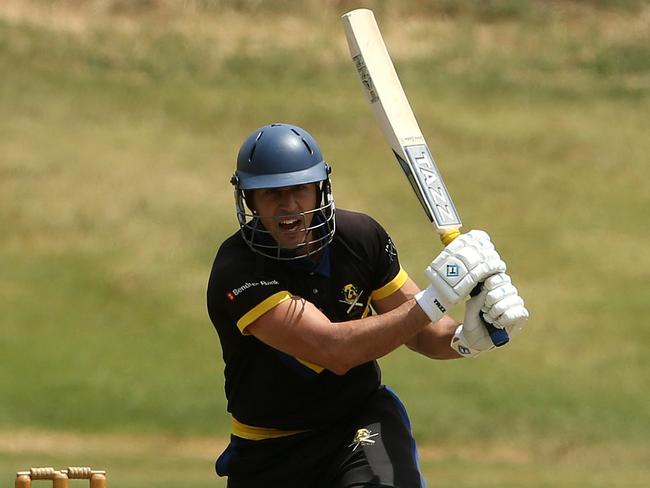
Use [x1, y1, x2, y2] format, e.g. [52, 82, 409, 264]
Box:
[2, 0, 649, 486]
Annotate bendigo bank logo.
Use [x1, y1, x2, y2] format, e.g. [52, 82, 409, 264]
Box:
[226, 280, 279, 302]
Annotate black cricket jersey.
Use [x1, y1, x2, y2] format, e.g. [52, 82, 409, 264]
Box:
[206, 209, 408, 438]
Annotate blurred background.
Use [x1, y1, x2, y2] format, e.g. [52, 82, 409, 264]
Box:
[1, 1, 649, 486]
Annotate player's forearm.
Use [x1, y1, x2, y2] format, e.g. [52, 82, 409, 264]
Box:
[323, 298, 430, 374]
[405, 315, 462, 360]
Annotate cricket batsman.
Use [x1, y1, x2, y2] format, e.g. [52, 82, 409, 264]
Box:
[207, 123, 528, 487]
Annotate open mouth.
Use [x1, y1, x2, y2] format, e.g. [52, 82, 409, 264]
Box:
[278, 218, 304, 233]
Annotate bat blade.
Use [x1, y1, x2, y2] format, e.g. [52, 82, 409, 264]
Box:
[342, 8, 509, 347]
[341, 8, 462, 245]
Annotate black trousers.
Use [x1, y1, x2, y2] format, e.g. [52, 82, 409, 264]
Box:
[216, 386, 425, 488]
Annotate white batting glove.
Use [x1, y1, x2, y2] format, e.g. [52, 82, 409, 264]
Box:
[481, 273, 529, 331]
[451, 272, 529, 358]
[415, 230, 506, 324]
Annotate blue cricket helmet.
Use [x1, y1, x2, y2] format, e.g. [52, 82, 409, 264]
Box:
[234, 123, 329, 190]
[231, 123, 336, 261]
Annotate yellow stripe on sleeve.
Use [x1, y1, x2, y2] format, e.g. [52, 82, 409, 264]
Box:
[371, 267, 409, 301]
[236, 291, 292, 333]
[232, 417, 309, 440]
[296, 358, 325, 373]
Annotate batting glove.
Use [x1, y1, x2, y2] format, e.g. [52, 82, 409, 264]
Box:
[415, 230, 506, 324]
[451, 272, 529, 357]
[481, 273, 529, 331]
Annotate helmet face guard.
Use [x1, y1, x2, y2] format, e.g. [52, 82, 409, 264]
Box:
[232, 123, 336, 260]
[233, 180, 335, 260]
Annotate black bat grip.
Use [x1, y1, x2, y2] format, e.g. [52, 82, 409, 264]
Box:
[470, 284, 509, 347]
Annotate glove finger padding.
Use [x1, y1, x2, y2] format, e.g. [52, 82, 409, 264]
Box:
[481, 272, 529, 334]
[465, 229, 491, 244]
[446, 229, 493, 254]
[494, 305, 529, 333]
[483, 283, 518, 309]
[468, 259, 506, 286]
[483, 272, 511, 290]
[484, 295, 525, 323]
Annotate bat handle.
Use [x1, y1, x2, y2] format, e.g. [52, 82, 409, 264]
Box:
[440, 228, 461, 246]
[442, 229, 510, 348]
[469, 285, 509, 347]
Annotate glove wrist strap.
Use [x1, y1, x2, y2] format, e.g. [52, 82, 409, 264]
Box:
[414, 287, 447, 324]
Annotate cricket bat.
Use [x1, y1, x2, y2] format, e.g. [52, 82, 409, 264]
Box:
[341, 8, 509, 346]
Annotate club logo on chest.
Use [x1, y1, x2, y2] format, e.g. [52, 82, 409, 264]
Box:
[339, 284, 365, 315]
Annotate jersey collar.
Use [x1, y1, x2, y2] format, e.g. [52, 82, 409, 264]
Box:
[288, 243, 331, 278]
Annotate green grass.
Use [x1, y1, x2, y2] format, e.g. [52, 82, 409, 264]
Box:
[1, 1, 650, 486]
[2, 430, 649, 487]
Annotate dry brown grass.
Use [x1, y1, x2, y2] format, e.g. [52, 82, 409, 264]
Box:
[2, 0, 648, 62]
